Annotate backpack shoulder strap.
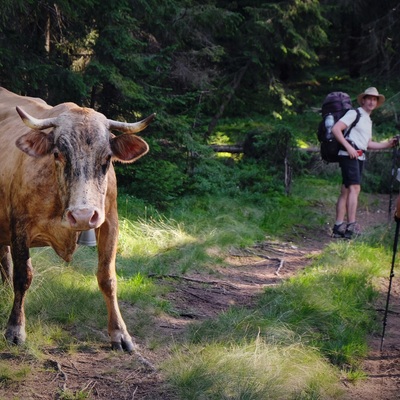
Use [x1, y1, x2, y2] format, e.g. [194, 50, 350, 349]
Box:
[344, 109, 361, 138]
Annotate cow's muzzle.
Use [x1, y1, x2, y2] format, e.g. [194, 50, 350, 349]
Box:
[65, 208, 102, 230]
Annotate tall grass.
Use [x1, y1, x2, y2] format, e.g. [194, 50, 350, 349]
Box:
[167, 338, 341, 400]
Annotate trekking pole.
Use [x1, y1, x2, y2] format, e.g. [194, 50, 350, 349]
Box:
[388, 143, 399, 221]
[380, 216, 400, 351]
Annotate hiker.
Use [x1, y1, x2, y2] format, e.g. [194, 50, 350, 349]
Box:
[331, 87, 398, 239]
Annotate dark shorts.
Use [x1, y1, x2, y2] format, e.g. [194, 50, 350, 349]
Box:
[338, 156, 364, 187]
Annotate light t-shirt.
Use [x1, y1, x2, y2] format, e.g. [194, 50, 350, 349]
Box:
[338, 107, 372, 160]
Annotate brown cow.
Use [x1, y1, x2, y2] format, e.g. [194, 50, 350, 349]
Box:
[0, 87, 155, 351]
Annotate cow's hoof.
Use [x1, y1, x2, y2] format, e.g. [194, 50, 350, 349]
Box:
[5, 326, 26, 345]
[111, 337, 135, 353]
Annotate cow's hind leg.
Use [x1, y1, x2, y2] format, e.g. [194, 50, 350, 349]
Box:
[96, 217, 135, 352]
[0, 245, 12, 284]
[5, 237, 33, 345]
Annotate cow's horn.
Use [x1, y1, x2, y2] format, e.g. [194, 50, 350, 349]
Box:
[108, 113, 156, 134]
[16, 106, 57, 130]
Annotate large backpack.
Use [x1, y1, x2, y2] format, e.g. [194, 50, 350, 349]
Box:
[317, 91, 361, 162]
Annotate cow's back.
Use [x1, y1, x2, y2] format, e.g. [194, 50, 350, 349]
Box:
[0, 87, 76, 124]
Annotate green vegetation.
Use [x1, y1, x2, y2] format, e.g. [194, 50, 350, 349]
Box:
[57, 388, 92, 400]
[166, 340, 341, 399]
[0, 177, 397, 398]
[0, 364, 30, 386]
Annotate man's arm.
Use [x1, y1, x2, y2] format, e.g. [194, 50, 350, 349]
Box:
[331, 121, 359, 159]
[368, 138, 397, 150]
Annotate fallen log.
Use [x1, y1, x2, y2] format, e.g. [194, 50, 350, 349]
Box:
[210, 144, 320, 154]
[210, 143, 394, 155]
[210, 144, 244, 153]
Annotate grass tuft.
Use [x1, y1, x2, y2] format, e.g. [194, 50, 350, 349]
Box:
[164, 337, 342, 400]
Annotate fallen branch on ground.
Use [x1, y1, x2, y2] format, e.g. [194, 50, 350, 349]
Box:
[275, 259, 285, 276]
[148, 273, 240, 290]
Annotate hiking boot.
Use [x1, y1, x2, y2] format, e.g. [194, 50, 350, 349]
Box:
[344, 222, 361, 240]
[332, 223, 346, 238]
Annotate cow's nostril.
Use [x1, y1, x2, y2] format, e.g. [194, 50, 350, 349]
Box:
[90, 211, 99, 224]
[89, 211, 99, 227]
[66, 210, 77, 226]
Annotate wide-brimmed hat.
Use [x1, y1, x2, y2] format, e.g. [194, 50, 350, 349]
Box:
[357, 87, 385, 108]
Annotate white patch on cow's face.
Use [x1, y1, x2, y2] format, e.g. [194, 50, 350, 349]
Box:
[51, 110, 112, 230]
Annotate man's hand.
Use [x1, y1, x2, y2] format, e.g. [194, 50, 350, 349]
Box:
[390, 136, 400, 148]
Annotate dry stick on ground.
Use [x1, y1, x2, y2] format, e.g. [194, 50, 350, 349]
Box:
[254, 240, 297, 250]
[275, 259, 285, 276]
[148, 273, 241, 290]
[48, 359, 68, 392]
[81, 380, 96, 396]
[230, 248, 285, 275]
[230, 250, 282, 263]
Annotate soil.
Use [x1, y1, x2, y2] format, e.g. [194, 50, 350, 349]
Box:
[1, 194, 400, 399]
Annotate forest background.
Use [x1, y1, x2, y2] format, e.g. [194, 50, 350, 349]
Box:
[2, 0, 400, 205]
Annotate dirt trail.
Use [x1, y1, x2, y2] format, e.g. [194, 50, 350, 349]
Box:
[0, 194, 399, 399]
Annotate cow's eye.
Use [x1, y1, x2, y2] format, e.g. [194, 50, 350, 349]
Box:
[101, 155, 112, 174]
[53, 151, 65, 163]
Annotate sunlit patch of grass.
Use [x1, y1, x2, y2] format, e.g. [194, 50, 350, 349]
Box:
[318, 238, 392, 278]
[164, 337, 342, 400]
[118, 216, 197, 257]
[117, 214, 224, 275]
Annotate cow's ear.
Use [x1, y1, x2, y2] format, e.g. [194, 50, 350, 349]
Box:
[110, 134, 149, 163]
[16, 131, 54, 157]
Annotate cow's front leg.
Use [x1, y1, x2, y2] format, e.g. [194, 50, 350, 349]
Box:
[0, 245, 12, 284]
[96, 217, 135, 352]
[6, 237, 33, 345]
